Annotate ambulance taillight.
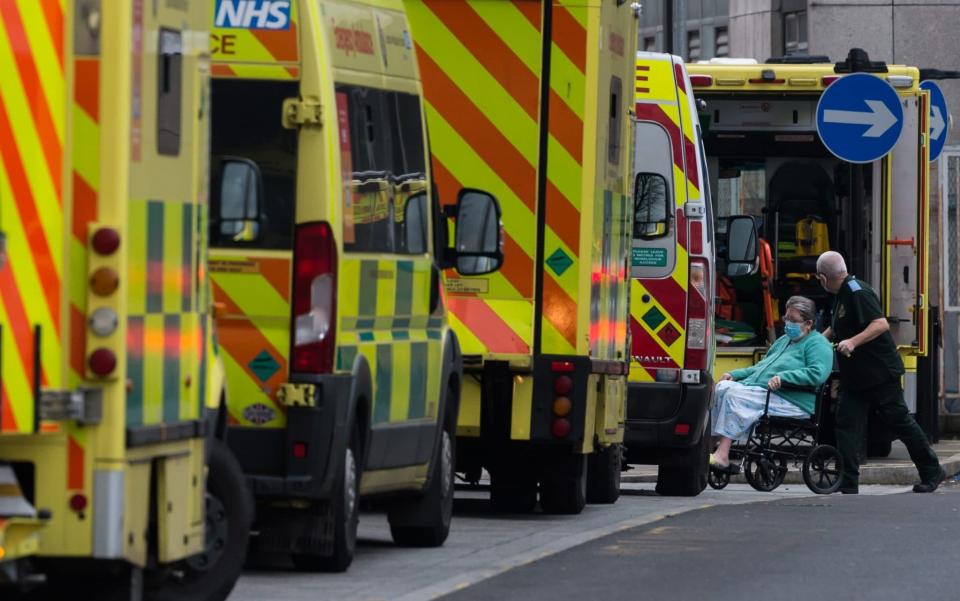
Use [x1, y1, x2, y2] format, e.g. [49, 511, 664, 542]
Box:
[684, 258, 710, 371]
[291, 221, 337, 374]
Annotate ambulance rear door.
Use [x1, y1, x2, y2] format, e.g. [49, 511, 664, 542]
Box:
[879, 87, 929, 354]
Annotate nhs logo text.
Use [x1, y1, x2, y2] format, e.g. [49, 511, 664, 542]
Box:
[215, 0, 291, 30]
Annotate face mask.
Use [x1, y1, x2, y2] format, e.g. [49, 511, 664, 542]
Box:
[784, 321, 803, 340]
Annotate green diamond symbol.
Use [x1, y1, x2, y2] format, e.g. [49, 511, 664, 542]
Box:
[249, 350, 280, 383]
[642, 306, 666, 330]
[546, 248, 573, 276]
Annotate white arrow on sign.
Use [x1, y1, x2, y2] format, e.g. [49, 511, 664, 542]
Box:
[931, 105, 947, 140]
[823, 99, 898, 138]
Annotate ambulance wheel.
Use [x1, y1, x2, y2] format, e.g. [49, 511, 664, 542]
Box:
[388, 422, 456, 547]
[586, 443, 622, 504]
[292, 427, 360, 572]
[539, 455, 587, 515]
[490, 475, 538, 514]
[656, 432, 709, 497]
[145, 440, 252, 601]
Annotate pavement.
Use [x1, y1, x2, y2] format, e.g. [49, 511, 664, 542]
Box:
[444, 482, 960, 601]
[622, 438, 960, 486]
[230, 482, 912, 601]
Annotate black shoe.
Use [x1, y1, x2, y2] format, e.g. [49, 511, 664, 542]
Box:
[710, 462, 741, 475]
[913, 467, 947, 493]
[838, 486, 859, 495]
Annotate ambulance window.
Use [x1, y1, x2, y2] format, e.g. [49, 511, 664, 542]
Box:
[157, 29, 183, 156]
[608, 76, 622, 165]
[403, 193, 428, 255]
[389, 93, 426, 174]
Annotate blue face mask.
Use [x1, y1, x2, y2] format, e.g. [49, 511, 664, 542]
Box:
[784, 321, 803, 340]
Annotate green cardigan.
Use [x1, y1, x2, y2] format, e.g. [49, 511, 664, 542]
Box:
[728, 332, 833, 414]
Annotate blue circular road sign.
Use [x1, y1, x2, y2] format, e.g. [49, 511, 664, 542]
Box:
[920, 80, 949, 162]
[816, 72, 903, 163]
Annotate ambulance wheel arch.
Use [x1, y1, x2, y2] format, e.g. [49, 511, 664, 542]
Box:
[427, 330, 463, 490]
[345, 353, 374, 474]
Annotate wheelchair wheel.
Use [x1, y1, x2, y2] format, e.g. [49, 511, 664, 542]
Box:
[744, 454, 787, 492]
[802, 444, 843, 494]
[707, 468, 729, 490]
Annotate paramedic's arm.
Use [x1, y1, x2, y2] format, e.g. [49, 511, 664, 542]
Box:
[837, 289, 887, 355]
[837, 318, 889, 355]
[821, 326, 833, 341]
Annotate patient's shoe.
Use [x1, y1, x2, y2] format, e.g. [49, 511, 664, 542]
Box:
[709, 454, 740, 475]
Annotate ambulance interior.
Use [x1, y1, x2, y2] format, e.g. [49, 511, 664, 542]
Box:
[701, 97, 880, 348]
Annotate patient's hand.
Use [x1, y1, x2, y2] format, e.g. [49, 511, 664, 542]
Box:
[768, 375, 782, 390]
[720, 373, 733, 381]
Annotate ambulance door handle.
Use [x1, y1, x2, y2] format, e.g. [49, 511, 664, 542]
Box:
[903, 266, 909, 285]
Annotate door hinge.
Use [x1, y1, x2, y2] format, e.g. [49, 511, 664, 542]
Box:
[282, 98, 322, 129]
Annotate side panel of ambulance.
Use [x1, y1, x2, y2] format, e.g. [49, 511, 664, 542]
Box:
[625, 53, 715, 497]
[0, 2, 250, 599]
[405, 0, 638, 515]
[208, 0, 499, 571]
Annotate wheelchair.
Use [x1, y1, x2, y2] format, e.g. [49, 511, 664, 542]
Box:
[708, 380, 843, 494]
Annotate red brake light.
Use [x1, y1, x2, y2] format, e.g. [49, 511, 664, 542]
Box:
[554, 375, 573, 395]
[684, 258, 710, 371]
[69, 493, 88, 512]
[551, 418, 571, 438]
[822, 76, 841, 86]
[89, 348, 117, 376]
[551, 361, 575, 373]
[689, 221, 704, 255]
[690, 74, 713, 87]
[292, 442, 308, 459]
[675, 423, 691, 436]
[291, 222, 337, 374]
[92, 228, 120, 255]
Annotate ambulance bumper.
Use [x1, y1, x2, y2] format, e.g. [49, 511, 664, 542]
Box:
[623, 375, 713, 460]
[227, 373, 353, 501]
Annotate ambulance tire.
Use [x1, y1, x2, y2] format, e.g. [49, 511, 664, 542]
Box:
[490, 476, 539, 514]
[292, 425, 361, 573]
[145, 440, 252, 601]
[539, 456, 587, 515]
[655, 432, 709, 497]
[586, 443, 622, 504]
[388, 421, 456, 547]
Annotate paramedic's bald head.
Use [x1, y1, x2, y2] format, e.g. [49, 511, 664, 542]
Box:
[816, 251, 848, 294]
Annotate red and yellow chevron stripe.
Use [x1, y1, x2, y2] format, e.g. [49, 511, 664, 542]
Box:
[630, 55, 700, 382]
[408, 0, 587, 358]
[0, 0, 65, 433]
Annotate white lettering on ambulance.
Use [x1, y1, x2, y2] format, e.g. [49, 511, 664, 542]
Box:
[215, 0, 291, 30]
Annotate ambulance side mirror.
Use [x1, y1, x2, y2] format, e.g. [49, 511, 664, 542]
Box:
[217, 157, 264, 243]
[450, 189, 504, 276]
[724, 215, 759, 277]
[633, 172, 670, 240]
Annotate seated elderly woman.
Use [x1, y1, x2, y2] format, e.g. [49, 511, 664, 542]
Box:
[710, 295, 834, 473]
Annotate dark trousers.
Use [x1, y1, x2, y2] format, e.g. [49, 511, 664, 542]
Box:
[835, 378, 940, 487]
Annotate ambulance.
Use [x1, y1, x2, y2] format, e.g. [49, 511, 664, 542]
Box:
[689, 49, 933, 456]
[405, 0, 639, 514]
[0, 2, 249, 600]
[209, 0, 501, 571]
[624, 53, 716, 496]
